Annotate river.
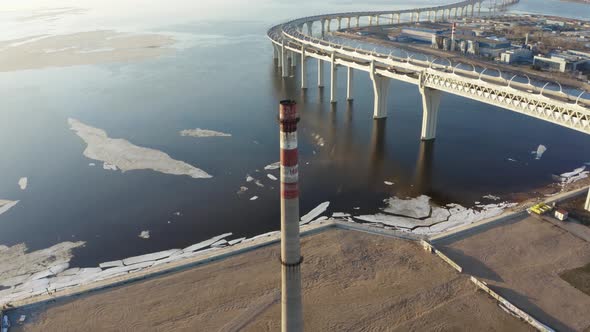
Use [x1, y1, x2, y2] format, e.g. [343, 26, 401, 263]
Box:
[0, 0, 588, 267]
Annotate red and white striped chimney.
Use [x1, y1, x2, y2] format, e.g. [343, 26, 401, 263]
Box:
[278, 100, 303, 332]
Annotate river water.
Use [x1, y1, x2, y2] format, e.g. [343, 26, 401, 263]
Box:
[0, 0, 589, 267]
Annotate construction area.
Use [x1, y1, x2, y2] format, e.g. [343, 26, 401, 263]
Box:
[435, 214, 590, 332]
[6, 229, 533, 331]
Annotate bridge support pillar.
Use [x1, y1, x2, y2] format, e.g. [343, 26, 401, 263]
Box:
[281, 40, 288, 78]
[273, 44, 281, 67]
[369, 16, 373, 26]
[356, 16, 360, 27]
[397, 14, 401, 24]
[330, 53, 337, 103]
[337, 17, 342, 30]
[419, 87, 442, 141]
[347, 67, 353, 101]
[326, 19, 331, 32]
[290, 51, 297, 68]
[301, 47, 307, 89]
[347, 17, 351, 29]
[370, 62, 390, 119]
[585, 188, 590, 211]
[307, 22, 313, 36]
[321, 20, 326, 37]
[318, 59, 325, 88]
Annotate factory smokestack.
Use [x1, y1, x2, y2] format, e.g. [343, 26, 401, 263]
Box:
[279, 100, 303, 331]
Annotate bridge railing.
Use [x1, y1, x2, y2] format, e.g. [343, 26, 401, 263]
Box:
[269, 6, 590, 109]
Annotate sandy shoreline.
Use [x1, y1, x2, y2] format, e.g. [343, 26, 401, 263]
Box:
[12, 229, 532, 331]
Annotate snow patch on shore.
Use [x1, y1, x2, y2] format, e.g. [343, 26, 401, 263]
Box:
[180, 128, 231, 138]
[68, 118, 211, 179]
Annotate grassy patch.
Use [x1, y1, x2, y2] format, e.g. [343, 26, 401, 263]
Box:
[560, 263, 590, 296]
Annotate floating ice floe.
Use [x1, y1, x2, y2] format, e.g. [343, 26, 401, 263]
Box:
[332, 212, 351, 218]
[122, 249, 180, 266]
[264, 162, 280, 170]
[384, 181, 394, 186]
[507, 158, 517, 162]
[99, 260, 123, 269]
[0, 200, 19, 217]
[237, 186, 248, 194]
[353, 195, 516, 236]
[103, 162, 117, 171]
[228, 237, 246, 246]
[0, 241, 85, 289]
[89, 163, 96, 167]
[138, 230, 150, 239]
[250, 196, 259, 201]
[68, 118, 211, 179]
[183, 233, 232, 252]
[557, 166, 590, 185]
[18, 177, 28, 190]
[246, 175, 254, 182]
[482, 194, 501, 201]
[382, 195, 431, 219]
[255, 180, 264, 188]
[532, 145, 547, 160]
[311, 133, 325, 147]
[174, 212, 181, 216]
[267, 174, 278, 181]
[179, 128, 231, 138]
[300, 201, 330, 225]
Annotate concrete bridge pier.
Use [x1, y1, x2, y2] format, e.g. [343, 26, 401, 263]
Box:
[419, 87, 442, 141]
[397, 13, 401, 24]
[356, 16, 360, 28]
[301, 47, 307, 89]
[369, 16, 373, 26]
[330, 53, 337, 103]
[370, 62, 391, 119]
[281, 40, 288, 78]
[306, 22, 313, 36]
[290, 52, 297, 68]
[346, 67, 354, 101]
[390, 13, 395, 24]
[318, 59, 325, 88]
[273, 44, 281, 67]
[337, 17, 342, 30]
[346, 17, 351, 29]
[326, 19, 331, 32]
[321, 20, 326, 37]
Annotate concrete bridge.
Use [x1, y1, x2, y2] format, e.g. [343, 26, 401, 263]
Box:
[267, 0, 590, 141]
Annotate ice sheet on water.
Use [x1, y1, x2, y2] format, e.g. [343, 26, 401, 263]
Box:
[0, 200, 19, 217]
[179, 128, 231, 138]
[300, 202, 330, 225]
[381, 195, 431, 219]
[532, 145, 547, 160]
[69, 118, 211, 179]
[250, 196, 259, 201]
[18, 177, 28, 190]
[138, 230, 150, 239]
[122, 249, 181, 266]
[384, 181, 394, 186]
[103, 162, 117, 171]
[183, 233, 232, 252]
[264, 162, 280, 170]
[267, 174, 278, 181]
[560, 166, 586, 178]
[246, 175, 254, 182]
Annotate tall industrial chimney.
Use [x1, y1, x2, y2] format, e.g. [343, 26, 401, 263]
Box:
[279, 100, 303, 331]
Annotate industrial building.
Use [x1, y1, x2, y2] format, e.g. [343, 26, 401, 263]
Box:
[533, 50, 590, 73]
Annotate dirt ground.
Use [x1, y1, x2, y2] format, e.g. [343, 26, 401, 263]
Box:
[437, 216, 590, 332]
[559, 196, 590, 226]
[15, 229, 531, 332]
